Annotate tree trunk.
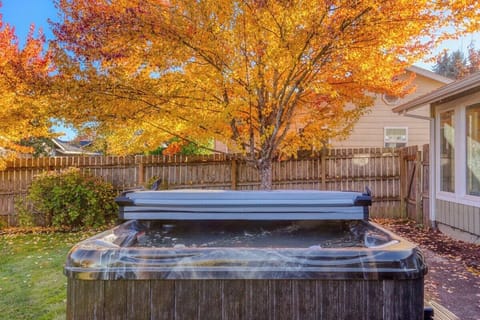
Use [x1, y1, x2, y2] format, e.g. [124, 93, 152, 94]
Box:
[258, 158, 273, 190]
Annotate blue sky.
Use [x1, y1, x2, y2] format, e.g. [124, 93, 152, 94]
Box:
[2, 0, 58, 46]
[1, 0, 479, 139]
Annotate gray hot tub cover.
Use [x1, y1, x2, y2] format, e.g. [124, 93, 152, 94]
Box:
[116, 190, 371, 220]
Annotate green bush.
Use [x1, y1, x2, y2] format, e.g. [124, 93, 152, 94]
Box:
[16, 168, 118, 229]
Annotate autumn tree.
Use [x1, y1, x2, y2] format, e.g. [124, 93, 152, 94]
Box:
[52, 0, 480, 189]
[467, 44, 480, 75]
[148, 138, 213, 156]
[0, 6, 53, 167]
[18, 136, 55, 157]
[433, 50, 467, 79]
[433, 43, 480, 79]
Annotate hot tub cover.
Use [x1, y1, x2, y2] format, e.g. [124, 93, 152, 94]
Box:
[116, 190, 371, 220]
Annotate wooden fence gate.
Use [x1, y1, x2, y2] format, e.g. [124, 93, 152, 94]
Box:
[399, 145, 430, 227]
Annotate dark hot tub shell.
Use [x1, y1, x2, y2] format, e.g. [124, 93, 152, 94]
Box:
[65, 190, 427, 320]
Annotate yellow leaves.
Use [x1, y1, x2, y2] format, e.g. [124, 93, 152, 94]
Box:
[447, 0, 480, 32]
[0, 15, 53, 166]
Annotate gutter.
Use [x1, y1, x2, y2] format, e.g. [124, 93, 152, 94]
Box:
[393, 72, 480, 114]
[400, 113, 431, 121]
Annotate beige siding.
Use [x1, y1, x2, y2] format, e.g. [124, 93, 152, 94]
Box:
[436, 199, 480, 236]
[332, 75, 444, 148]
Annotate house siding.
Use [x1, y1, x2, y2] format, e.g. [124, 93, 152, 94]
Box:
[332, 75, 445, 148]
[436, 199, 480, 236]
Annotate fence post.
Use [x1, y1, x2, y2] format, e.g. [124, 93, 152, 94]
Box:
[137, 157, 145, 186]
[321, 148, 327, 190]
[422, 144, 431, 228]
[399, 149, 406, 218]
[416, 150, 422, 224]
[231, 159, 238, 190]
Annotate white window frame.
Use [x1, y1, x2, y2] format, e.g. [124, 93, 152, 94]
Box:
[465, 104, 480, 199]
[383, 127, 408, 148]
[435, 94, 480, 208]
[435, 106, 456, 198]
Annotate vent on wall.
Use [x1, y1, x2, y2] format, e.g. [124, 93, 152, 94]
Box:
[382, 94, 399, 105]
[384, 127, 408, 148]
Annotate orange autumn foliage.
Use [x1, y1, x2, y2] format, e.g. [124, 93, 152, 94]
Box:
[0, 5, 53, 168]
[51, 0, 480, 188]
[162, 141, 183, 156]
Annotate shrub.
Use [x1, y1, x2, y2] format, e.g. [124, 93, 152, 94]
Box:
[16, 168, 118, 229]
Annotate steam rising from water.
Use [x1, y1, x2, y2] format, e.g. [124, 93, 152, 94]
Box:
[131, 220, 391, 249]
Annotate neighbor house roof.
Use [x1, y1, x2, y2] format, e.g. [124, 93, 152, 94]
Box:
[406, 65, 453, 85]
[52, 138, 98, 155]
[393, 72, 480, 114]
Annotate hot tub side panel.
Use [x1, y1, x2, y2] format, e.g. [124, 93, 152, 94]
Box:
[67, 278, 424, 320]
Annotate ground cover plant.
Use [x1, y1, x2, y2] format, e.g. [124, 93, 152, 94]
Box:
[0, 229, 96, 320]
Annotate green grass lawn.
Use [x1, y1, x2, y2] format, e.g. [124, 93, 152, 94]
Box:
[0, 230, 95, 320]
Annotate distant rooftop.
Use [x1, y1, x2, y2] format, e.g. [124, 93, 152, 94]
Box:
[52, 138, 98, 156]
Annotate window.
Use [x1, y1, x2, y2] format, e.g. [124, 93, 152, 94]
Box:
[439, 110, 455, 192]
[466, 104, 480, 196]
[384, 127, 407, 148]
[435, 101, 480, 205]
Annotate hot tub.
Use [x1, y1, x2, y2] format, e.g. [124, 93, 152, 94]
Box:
[65, 190, 427, 320]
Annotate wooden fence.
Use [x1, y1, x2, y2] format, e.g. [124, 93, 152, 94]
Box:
[0, 148, 404, 226]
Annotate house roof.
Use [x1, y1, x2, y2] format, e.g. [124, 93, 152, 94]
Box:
[406, 65, 453, 85]
[393, 72, 480, 114]
[52, 138, 98, 155]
